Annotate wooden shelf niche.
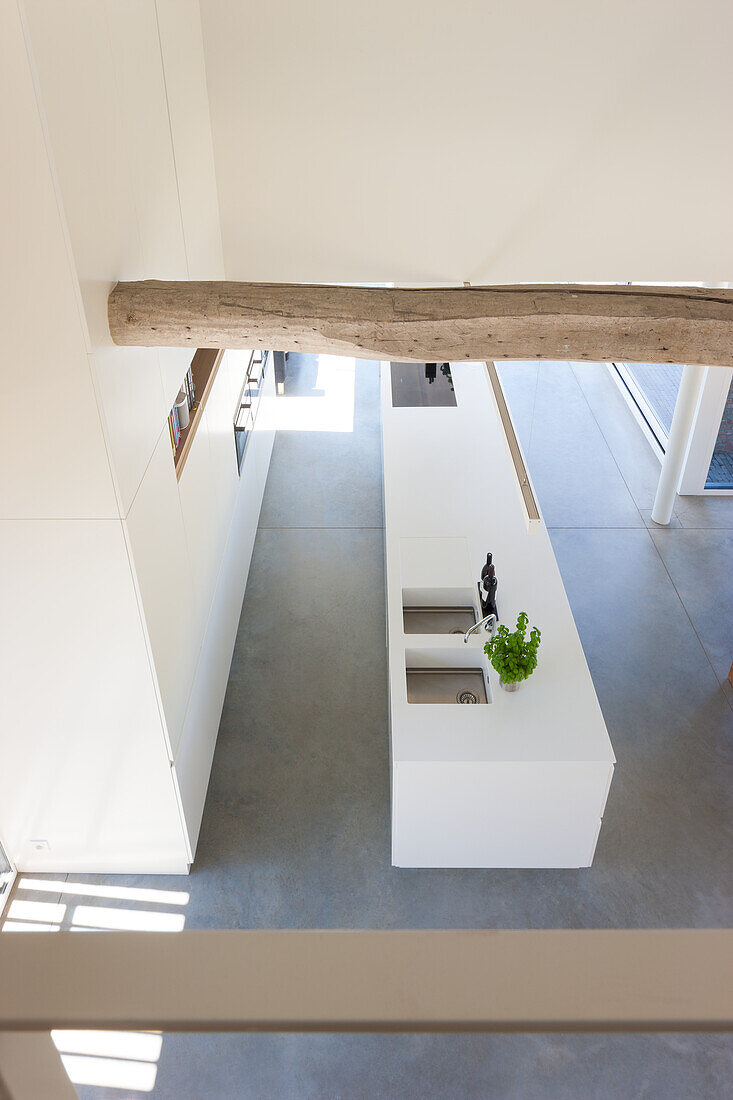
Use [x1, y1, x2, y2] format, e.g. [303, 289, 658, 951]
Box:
[172, 348, 223, 479]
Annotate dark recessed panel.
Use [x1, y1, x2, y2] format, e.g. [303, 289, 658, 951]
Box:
[390, 361, 457, 407]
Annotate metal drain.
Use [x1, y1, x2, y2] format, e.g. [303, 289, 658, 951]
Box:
[450, 627, 464, 635]
[456, 689, 479, 704]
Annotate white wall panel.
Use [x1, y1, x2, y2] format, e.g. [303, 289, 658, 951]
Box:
[126, 431, 200, 758]
[104, 0, 188, 280]
[201, 0, 733, 283]
[205, 353, 242, 562]
[24, 1, 221, 512]
[177, 409, 220, 642]
[93, 345, 168, 515]
[173, 529, 243, 852]
[23, 0, 141, 346]
[218, 349, 252, 413]
[159, 348, 197, 423]
[2, 1, 228, 872]
[0, 518, 186, 873]
[0, 0, 117, 521]
[253, 354, 277, 490]
[155, 0, 225, 279]
[174, 416, 267, 852]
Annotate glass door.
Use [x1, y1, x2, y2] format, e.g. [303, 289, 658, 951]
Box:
[612, 361, 683, 452]
[706, 376, 733, 489]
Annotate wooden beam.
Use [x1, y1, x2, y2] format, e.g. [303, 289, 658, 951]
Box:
[1, 930, 732, 1033]
[108, 282, 733, 366]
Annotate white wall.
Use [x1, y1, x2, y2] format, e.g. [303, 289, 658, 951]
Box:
[0, 0, 116, 521]
[0, 0, 196, 872]
[0, 517, 187, 872]
[23, 0, 230, 773]
[175, 354, 276, 849]
[0, 0, 237, 872]
[3, 0, 275, 870]
[25, 0, 225, 515]
[200, 0, 733, 284]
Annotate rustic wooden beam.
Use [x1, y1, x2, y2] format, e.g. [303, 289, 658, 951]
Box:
[108, 282, 733, 366]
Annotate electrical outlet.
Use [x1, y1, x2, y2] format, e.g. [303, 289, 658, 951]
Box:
[29, 839, 49, 852]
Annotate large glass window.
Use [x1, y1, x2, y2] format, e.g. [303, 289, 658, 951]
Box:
[706, 376, 733, 489]
[613, 362, 682, 450]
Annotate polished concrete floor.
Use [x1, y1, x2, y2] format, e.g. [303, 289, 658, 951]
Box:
[5, 356, 733, 1098]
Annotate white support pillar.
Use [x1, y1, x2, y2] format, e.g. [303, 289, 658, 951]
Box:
[651, 364, 707, 524]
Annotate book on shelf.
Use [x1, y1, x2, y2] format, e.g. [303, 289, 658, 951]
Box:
[185, 366, 195, 409]
[168, 404, 182, 455]
[168, 362, 197, 459]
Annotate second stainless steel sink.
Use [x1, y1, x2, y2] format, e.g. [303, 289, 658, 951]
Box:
[403, 606, 477, 635]
[406, 667, 488, 704]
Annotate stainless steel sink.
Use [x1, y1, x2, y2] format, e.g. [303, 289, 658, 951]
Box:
[402, 606, 477, 635]
[406, 667, 488, 704]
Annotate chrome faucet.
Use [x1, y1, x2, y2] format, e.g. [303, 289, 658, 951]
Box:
[463, 613, 497, 643]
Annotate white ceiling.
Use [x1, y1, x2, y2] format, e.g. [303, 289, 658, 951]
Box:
[200, 0, 733, 284]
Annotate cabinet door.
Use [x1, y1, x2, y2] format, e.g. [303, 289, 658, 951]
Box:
[177, 407, 220, 646]
[252, 352, 277, 491]
[206, 351, 245, 561]
[126, 430, 199, 757]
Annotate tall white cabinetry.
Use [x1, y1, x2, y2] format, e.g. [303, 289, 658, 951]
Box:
[0, 0, 273, 873]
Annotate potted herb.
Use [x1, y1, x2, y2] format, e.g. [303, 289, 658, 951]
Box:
[484, 612, 541, 692]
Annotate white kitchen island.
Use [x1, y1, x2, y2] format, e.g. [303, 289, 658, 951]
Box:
[382, 361, 615, 868]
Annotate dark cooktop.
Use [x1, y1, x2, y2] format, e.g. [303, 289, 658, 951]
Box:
[390, 361, 457, 407]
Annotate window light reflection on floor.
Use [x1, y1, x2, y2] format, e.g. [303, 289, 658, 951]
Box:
[1, 920, 61, 931]
[3, 897, 65, 927]
[53, 1029, 163, 1090]
[3, 879, 190, 1091]
[18, 876, 190, 906]
[258, 355, 356, 433]
[56, 1052, 158, 1092]
[71, 904, 185, 931]
[52, 1031, 163, 1061]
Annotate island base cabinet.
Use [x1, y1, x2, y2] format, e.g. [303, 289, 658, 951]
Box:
[392, 761, 614, 869]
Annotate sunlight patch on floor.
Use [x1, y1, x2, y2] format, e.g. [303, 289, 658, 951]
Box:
[18, 877, 190, 906]
[260, 355, 356, 432]
[3, 878, 190, 1091]
[70, 904, 185, 931]
[56, 1051, 158, 1092]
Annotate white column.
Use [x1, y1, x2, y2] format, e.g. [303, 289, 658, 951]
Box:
[651, 364, 707, 524]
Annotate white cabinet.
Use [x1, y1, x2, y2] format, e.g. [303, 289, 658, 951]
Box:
[0, 517, 187, 873]
[177, 408, 220, 645]
[2, 0, 242, 875]
[206, 351, 244, 561]
[172, 350, 275, 854]
[252, 351, 278, 491]
[126, 430, 200, 758]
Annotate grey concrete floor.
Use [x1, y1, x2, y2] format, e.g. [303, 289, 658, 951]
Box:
[5, 356, 733, 1098]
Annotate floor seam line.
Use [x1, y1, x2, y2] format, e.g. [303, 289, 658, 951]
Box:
[647, 531, 733, 714]
[569, 362, 662, 529]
